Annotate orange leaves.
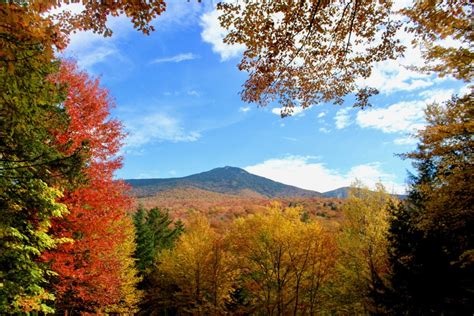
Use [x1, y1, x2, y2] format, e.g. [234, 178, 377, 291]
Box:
[219, 0, 403, 110]
[219, 0, 471, 110]
[52, 61, 124, 163]
[2, 1, 168, 75]
[42, 61, 138, 312]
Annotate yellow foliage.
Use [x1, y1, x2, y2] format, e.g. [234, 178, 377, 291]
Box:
[105, 216, 143, 314]
[157, 215, 237, 314]
[334, 182, 395, 313]
[229, 202, 337, 314]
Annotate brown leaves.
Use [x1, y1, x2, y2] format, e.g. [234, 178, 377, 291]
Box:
[219, 0, 404, 111]
[219, 0, 472, 111]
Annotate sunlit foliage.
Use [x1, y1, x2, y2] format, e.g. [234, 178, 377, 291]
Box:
[218, 0, 472, 112]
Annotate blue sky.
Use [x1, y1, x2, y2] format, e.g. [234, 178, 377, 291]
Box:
[61, 1, 466, 194]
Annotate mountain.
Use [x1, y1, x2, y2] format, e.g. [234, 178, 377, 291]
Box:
[321, 187, 352, 198]
[322, 186, 406, 199]
[126, 166, 322, 198]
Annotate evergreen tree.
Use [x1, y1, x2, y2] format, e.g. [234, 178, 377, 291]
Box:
[133, 207, 183, 273]
[132, 207, 183, 314]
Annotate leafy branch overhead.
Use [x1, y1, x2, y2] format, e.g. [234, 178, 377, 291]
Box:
[218, 0, 472, 113]
[0, 0, 167, 73]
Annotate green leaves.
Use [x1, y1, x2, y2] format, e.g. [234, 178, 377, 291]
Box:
[133, 207, 183, 273]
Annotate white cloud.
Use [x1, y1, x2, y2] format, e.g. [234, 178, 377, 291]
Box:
[356, 89, 453, 134]
[317, 112, 327, 118]
[394, 136, 418, 145]
[419, 89, 455, 104]
[319, 127, 330, 134]
[271, 106, 305, 117]
[200, 8, 245, 61]
[356, 11, 461, 95]
[362, 67, 434, 94]
[357, 100, 425, 133]
[151, 53, 199, 64]
[125, 113, 200, 148]
[245, 156, 406, 194]
[334, 108, 352, 129]
[64, 29, 123, 70]
[239, 106, 251, 113]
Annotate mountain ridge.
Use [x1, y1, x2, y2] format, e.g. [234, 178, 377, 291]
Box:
[126, 166, 322, 198]
[125, 166, 405, 199]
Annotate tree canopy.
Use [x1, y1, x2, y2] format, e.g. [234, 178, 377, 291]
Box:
[218, 0, 472, 113]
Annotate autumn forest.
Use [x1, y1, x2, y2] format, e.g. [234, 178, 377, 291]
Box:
[0, 1, 472, 315]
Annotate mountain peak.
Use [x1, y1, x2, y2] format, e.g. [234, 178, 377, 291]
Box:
[126, 166, 321, 198]
[211, 166, 249, 173]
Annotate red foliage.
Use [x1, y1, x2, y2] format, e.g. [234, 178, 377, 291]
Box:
[43, 61, 132, 312]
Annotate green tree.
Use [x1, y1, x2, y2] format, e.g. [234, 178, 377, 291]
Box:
[132, 207, 183, 315]
[133, 207, 183, 273]
[0, 40, 81, 313]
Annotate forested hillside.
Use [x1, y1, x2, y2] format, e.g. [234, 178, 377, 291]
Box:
[134, 186, 343, 224]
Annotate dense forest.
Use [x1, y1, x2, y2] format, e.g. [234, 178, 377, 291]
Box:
[1, 0, 472, 314]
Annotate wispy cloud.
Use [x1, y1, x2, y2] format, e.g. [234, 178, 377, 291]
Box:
[239, 106, 251, 113]
[334, 108, 352, 129]
[60, 9, 134, 72]
[393, 136, 418, 146]
[64, 29, 124, 71]
[245, 155, 405, 194]
[283, 137, 299, 142]
[151, 53, 199, 64]
[187, 90, 201, 97]
[125, 113, 201, 148]
[319, 127, 330, 134]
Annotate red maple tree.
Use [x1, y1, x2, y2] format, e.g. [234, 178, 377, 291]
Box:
[43, 61, 134, 313]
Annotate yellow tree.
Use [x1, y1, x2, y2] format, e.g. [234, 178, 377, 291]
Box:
[229, 203, 336, 315]
[105, 216, 143, 315]
[334, 183, 395, 314]
[156, 215, 237, 315]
